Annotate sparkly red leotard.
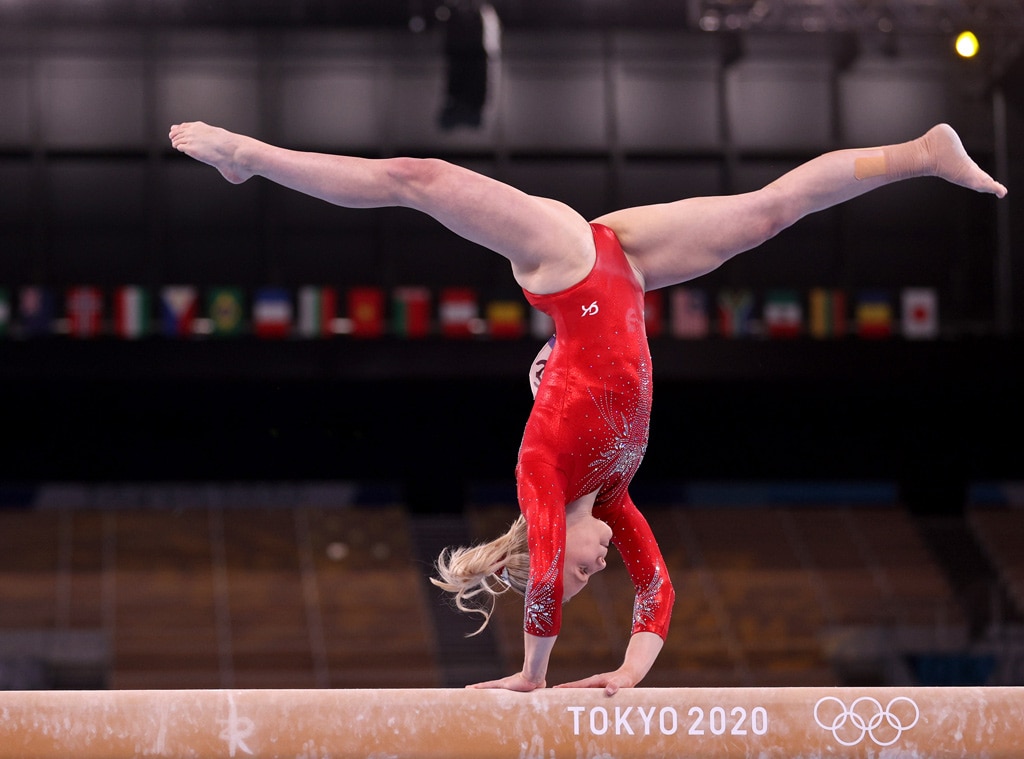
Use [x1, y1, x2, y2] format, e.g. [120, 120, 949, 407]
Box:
[517, 223, 675, 640]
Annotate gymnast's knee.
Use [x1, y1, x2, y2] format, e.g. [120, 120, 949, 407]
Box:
[384, 156, 455, 205]
[750, 184, 799, 244]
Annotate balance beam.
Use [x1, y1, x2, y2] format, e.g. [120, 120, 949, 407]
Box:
[0, 687, 1020, 758]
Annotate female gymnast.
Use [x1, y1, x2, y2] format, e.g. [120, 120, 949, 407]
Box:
[169, 120, 1005, 695]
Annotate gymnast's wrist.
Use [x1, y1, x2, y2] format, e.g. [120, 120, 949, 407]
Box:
[520, 656, 548, 685]
[522, 632, 557, 684]
[519, 669, 546, 687]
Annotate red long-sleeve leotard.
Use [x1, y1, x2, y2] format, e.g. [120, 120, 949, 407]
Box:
[516, 223, 675, 640]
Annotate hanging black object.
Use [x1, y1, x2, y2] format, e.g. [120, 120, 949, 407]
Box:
[439, 2, 488, 129]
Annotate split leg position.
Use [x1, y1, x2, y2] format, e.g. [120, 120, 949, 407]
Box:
[169, 121, 1005, 691]
[169, 121, 1005, 298]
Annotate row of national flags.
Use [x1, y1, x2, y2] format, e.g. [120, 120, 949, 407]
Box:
[0, 284, 940, 340]
[661, 287, 938, 339]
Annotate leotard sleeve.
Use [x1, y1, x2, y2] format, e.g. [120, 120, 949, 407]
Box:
[599, 494, 675, 640]
[516, 460, 567, 637]
[517, 477, 675, 640]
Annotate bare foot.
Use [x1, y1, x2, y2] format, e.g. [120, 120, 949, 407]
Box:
[922, 123, 1007, 198]
[168, 122, 254, 184]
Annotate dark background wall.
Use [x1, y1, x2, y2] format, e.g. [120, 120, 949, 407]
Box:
[2, 337, 1021, 514]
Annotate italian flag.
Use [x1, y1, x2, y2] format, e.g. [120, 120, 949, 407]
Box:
[298, 286, 336, 338]
[114, 286, 150, 339]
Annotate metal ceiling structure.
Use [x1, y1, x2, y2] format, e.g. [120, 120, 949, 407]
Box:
[688, 0, 1024, 35]
[1, 0, 1022, 35]
[1, 1, 1021, 85]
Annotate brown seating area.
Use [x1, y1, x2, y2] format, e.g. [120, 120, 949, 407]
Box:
[789, 507, 964, 628]
[0, 504, 439, 689]
[0, 499, 970, 689]
[968, 508, 1024, 618]
[0, 510, 63, 631]
[657, 507, 836, 686]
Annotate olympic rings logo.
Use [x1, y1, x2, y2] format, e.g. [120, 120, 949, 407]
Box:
[813, 696, 920, 747]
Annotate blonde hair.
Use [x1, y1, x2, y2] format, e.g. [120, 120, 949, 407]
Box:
[431, 515, 529, 636]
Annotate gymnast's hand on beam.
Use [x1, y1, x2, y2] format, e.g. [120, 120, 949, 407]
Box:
[556, 632, 661, 695]
[466, 672, 546, 692]
[554, 670, 634, 696]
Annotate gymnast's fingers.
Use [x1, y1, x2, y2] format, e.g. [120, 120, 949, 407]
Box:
[556, 672, 633, 695]
[467, 673, 545, 692]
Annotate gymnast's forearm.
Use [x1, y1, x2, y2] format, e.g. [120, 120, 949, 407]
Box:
[522, 631, 557, 685]
[619, 631, 665, 685]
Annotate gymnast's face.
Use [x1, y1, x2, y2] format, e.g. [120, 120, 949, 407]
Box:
[562, 515, 613, 601]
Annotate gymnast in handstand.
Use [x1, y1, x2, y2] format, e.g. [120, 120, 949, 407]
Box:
[170, 119, 1005, 694]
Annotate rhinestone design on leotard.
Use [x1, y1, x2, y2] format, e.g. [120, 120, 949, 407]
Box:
[577, 355, 652, 504]
[632, 562, 664, 629]
[524, 547, 561, 633]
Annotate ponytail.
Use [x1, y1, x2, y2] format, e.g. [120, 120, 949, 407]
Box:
[431, 515, 529, 636]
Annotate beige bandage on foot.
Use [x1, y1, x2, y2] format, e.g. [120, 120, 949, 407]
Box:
[854, 154, 888, 180]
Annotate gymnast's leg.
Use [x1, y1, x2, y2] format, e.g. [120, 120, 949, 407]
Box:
[168, 122, 594, 295]
[596, 123, 1007, 291]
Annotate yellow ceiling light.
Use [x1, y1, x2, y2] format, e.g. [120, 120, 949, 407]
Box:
[955, 30, 980, 58]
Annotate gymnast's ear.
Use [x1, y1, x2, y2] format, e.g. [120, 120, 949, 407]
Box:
[529, 335, 555, 398]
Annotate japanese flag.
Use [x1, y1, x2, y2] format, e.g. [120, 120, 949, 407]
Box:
[901, 288, 938, 340]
